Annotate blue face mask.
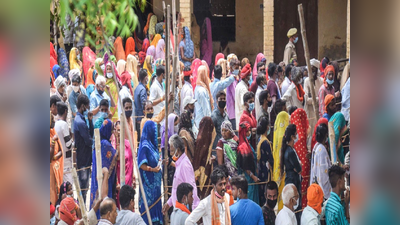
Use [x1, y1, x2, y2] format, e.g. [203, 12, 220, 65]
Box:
[232, 69, 239, 75]
[248, 102, 255, 111]
[262, 84, 268, 89]
[246, 133, 252, 140]
[326, 78, 334, 85]
[162, 34, 165, 39]
[294, 37, 299, 43]
[267, 128, 271, 136]
[191, 118, 195, 126]
[99, 111, 108, 119]
[83, 106, 89, 117]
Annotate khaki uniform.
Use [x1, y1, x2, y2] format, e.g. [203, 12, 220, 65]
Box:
[283, 40, 297, 65]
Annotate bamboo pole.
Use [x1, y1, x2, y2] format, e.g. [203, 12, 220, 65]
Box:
[170, 0, 177, 114]
[120, 113, 126, 186]
[328, 121, 337, 164]
[72, 168, 88, 225]
[94, 128, 103, 200]
[298, 4, 319, 121]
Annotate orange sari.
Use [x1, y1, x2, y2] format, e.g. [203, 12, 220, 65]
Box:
[50, 128, 64, 205]
[114, 37, 126, 62]
[125, 37, 137, 58]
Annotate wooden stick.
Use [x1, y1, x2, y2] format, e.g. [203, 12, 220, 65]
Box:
[72, 168, 88, 225]
[94, 128, 103, 200]
[170, 0, 177, 114]
[298, 4, 319, 121]
[328, 121, 337, 164]
[120, 113, 126, 186]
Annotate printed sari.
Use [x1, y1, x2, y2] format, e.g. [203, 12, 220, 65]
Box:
[57, 48, 70, 78]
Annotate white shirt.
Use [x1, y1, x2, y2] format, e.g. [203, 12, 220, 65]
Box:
[301, 206, 321, 225]
[235, 80, 249, 129]
[185, 193, 230, 225]
[255, 86, 264, 121]
[275, 206, 297, 225]
[341, 78, 350, 122]
[54, 120, 73, 184]
[181, 81, 194, 113]
[149, 79, 165, 118]
[118, 86, 133, 119]
[281, 76, 291, 96]
[281, 83, 304, 110]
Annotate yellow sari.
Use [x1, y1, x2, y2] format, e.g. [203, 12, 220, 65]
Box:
[69, 47, 81, 71]
[126, 54, 139, 93]
[151, 34, 162, 47]
[273, 111, 289, 211]
[143, 55, 153, 89]
[106, 78, 119, 122]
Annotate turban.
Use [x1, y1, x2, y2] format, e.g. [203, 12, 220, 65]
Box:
[120, 71, 133, 95]
[54, 76, 66, 89]
[59, 197, 78, 225]
[138, 51, 146, 65]
[307, 184, 324, 214]
[184, 69, 192, 77]
[287, 28, 297, 38]
[324, 94, 334, 112]
[310, 58, 320, 69]
[240, 63, 251, 79]
[68, 69, 80, 81]
[50, 204, 55, 216]
[324, 65, 335, 75]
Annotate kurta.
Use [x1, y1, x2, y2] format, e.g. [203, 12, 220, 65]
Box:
[283, 40, 297, 65]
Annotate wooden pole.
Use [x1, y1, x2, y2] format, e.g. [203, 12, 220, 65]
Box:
[298, 4, 319, 121]
[72, 168, 88, 225]
[94, 128, 103, 200]
[328, 121, 337, 164]
[120, 113, 126, 186]
[170, 0, 177, 114]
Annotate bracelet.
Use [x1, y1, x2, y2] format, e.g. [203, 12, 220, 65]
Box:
[249, 172, 254, 177]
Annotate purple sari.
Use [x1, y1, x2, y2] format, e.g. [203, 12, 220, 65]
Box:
[200, 18, 212, 68]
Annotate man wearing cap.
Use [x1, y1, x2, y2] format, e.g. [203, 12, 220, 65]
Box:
[301, 184, 325, 225]
[181, 66, 194, 113]
[283, 28, 299, 66]
[182, 96, 199, 138]
[235, 63, 252, 129]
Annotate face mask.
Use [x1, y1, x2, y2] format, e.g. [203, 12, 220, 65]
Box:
[146, 113, 154, 119]
[267, 128, 271, 136]
[99, 112, 108, 119]
[191, 118, 195, 126]
[77, 54, 80, 60]
[326, 78, 334, 85]
[174, 125, 179, 133]
[98, 89, 104, 95]
[100, 64, 105, 71]
[73, 86, 80, 93]
[107, 72, 113, 79]
[83, 106, 89, 117]
[248, 102, 255, 111]
[298, 78, 303, 84]
[125, 110, 132, 118]
[325, 136, 329, 143]
[246, 133, 252, 140]
[218, 101, 226, 109]
[294, 134, 299, 143]
[189, 108, 194, 114]
[293, 197, 299, 209]
[267, 101, 272, 107]
[232, 69, 239, 75]
[163, 34, 166, 39]
[267, 198, 277, 209]
[262, 84, 268, 89]
[294, 37, 299, 43]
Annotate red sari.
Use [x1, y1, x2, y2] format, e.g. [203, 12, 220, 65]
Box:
[290, 108, 309, 208]
[82, 47, 97, 85]
[239, 110, 257, 148]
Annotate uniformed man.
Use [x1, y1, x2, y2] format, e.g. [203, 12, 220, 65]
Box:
[283, 28, 299, 65]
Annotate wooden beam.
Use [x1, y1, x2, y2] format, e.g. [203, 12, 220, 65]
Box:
[72, 168, 88, 225]
[94, 128, 103, 200]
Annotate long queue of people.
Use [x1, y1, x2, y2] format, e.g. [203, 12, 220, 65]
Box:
[50, 14, 350, 225]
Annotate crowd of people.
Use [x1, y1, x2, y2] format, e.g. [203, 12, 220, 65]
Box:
[50, 11, 350, 225]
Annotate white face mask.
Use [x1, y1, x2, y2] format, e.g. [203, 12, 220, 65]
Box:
[106, 72, 113, 79]
[77, 54, 80, 60]
[73, 86, 80, 93]
[100, 64, 105, 71]
[174, 124, 179, 133]
[294, 134, 299, 143]
[293, 197, 299, 209]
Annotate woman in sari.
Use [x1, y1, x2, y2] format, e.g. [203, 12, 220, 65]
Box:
[125, 37, 136, 59]
[85, 67, 96, 88]
[50, 112, 64, 206]
[50, 42, 57, 61]
[151, 34, 162, 47]
[155, 39, 165, 60]
[178, 110, 196, 162]
[237, 121, 259, 204]
[179, 26, 195, 67]
[142, 38, 150, 54]
[69, 47, 82, 72]
[194, 65, 213, 127]
[148, 15, 158, 41]
[90, 119, 117, 218]
[94, 58, 104, 76]
[290, 108, 310, 208]
[82, 47, 97, 80]
[329, 112, 348, 164]
[114, 37, 126, 61]
[126, 54, 139, 91]
[191, 13, 201, 59]
[253, 53, 265, 81]
[190, 58, 202, 91]
[200, 17, 212, 68]
[104, 61, 120, 122]
[116, 59, 127, 77]
[143, 55, 154, 89]
[192, 117, 215, 199]
[57, 48, 70, 78]
[311, 118, 329, 155]
[272, 110, 289, 210]
[160, 113, 179, 154]
[146, 45, 156, 61]
[144, 13, 154, 37]
[256, 115, 273, 206]
[52, 65, 61, 79]
[138, 120, 163, 225]
[216, 120, 238, 178]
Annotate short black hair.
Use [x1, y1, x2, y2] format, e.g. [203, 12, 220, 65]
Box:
[265, 181, 278, 193]
[50, 95, 61, 107]
[216, 90, 226, 100]
[100, 198, 116, 217]
[257, 62, 265, 70]
[259, 90, 270, 105]
[214, 164, 229, 178]
[210, 168, 226, 185]
[230, 175, 248, 194]
[274, 99, 286, 113]
[277, 66, 283, 73]
[156, 65, 165, 76]
[316, 123, 328, 143]
[288, 106, 298, 115]
[267, 63, 277, 77]
[139, 69, 148, 82]
[119, 185, 136, 209]
[57, 102, 68, 116]
[99, 99, 109, 108]
[123, 97, 133, 107]
[71, 74, 81, 83]
[328, 165, 346, 188]
[176, 183, 194, 202]
[256, 73, 266, 86]
[243, 91, 255, 103]
[76, 94, 90, 109]
[256, 115, 270, 135]
[214, 65, 222, 79]
[285, 65, 293, 78]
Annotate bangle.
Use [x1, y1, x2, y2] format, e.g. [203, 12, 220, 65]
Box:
[250, 172, 254, 177]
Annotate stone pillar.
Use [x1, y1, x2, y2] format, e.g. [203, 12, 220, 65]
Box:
[346, 0, 350, 58]
[180, 0, 192, 29]
[263, 0, 274, 63]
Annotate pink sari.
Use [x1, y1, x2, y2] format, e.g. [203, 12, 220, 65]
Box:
[253, 53, 265, 81]
[191, 58, 203, 91]
[200, 18, 212, 68]
[82, 47, 97, 82]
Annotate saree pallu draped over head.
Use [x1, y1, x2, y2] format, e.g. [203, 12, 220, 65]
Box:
[59, 197, 78, 225]
[196, 65, 214, 110]
[155, 39, 165, 60]
[329, 112, 347, 164]
[193, 117, 215, 199]
[50, 123, 64, 205]
[69, 47, 80, 70]
[200, 17, 212, 68]
[117, 59, 127, 77]
[160, 113, 178, 150]
[191, 58, 202, 91]
[142, 38, 150, 53]
[103, 61, 120, 122]
[237, 122, 255, 172]
[143, 55, 153, 89]
[148, 15, 158, 40]
[180, 26, 195, 67]
[272, 111, 289, 211]
[57, 48, 70, 78]
[125, 37, 137, 59]
[82, 47, 97, 79]
[50, 42, 57, 61]
[126, 54, 139, 91]
[146, 45, 156, 61]
[151, 34, 162, 48]
[114, 37, 125, 62]
[253, 53, 265, 81]
[143, 13, 154, 36]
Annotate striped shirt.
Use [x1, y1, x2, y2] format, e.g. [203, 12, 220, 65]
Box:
[325, 192, 349, 225]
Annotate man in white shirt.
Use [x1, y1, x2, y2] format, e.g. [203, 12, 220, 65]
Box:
[281, 65, 293, 97]
[115, 185, 146, 225]
[235, 63, 252, 129]
[301, 184, 324, 225]
[275, 184, 299, 225]
[118, 71, 133, 119]
[149, 65, 166, 119]
[281, 66, 304, 109]
[185, 168, 231, 225]
[181, 66, 194, 113]
[255, 72, 268, 121]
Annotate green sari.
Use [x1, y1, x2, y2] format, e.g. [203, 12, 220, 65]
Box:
[329, 112, 347, 164]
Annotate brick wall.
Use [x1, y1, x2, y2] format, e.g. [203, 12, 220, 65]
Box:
[180, 0, 192, 29]
[263, 0, 274, 63]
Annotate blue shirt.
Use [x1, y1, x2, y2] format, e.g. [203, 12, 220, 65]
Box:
[89, 89, 111, 123]
[325, 192, 349, 225]
[323, 113, 332, 121]
[69, 85, 87, 118]
[210, 76, 235, 109]
[230, 199, 264, 225]
[73, 112, 94, 168]
[194, 85, 212, 128]
[134, 83, 147, 122]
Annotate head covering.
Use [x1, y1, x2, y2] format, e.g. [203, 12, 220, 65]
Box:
[50, 203, 55, 215]
[215, 53, 224, 65]
[50, 42, 57, 62]
[161, 113, 178, 149]
[138, 51, 146, 65]
[126, 54, 139, 90]
[120, 70, 133, 95]
[143, 55, 153, 88]
[324, 94, 334, 113]
[54, 76, 66, 89]
[142, 38, 150, 53]
[146, 45, 156, 60]
[183, 96, 197, 108]
[323, 65, 335, 88]
[148, 15, 158, 39]
[287, 28, 297, 38]
[253, 53, 265, 80]
[52, 65, 61, 79]
[237, 122, 255, 172]
[59, 197, 77, 225]
[181, 26, 195, 67]
[196, 65, 214, 110]
[68, 69, 80, 81]
[221, 120, 234, 136]
[69, 47, 80, 70]
[143, 13, 154, 36]
[310, 58, 320, 69]
[125, 37, 136, 58]
[240, 63, 252, 79]
[95, 58, 104, 76]
[307, 184, 324, 214]
[155, 22, 164, 34]
[116, 59, 127, 76]
[227, 53, 238, 66]
[100, 119, 113, 141]
[200, 17, 212, 68]
[184, 68, 192, 77]
[104, 61, 120, 80]
[151, 34, 162, 47]
[311, 118, 329, 151]
[155, 39, 165, 60]
[114, 37, 125, 61]
[178, 110, 195, 139]
[57, 48, 69, 78]
[82, 47, 97, 77]
[191, 58, 202, 90]
[320, 57, 330, 77]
